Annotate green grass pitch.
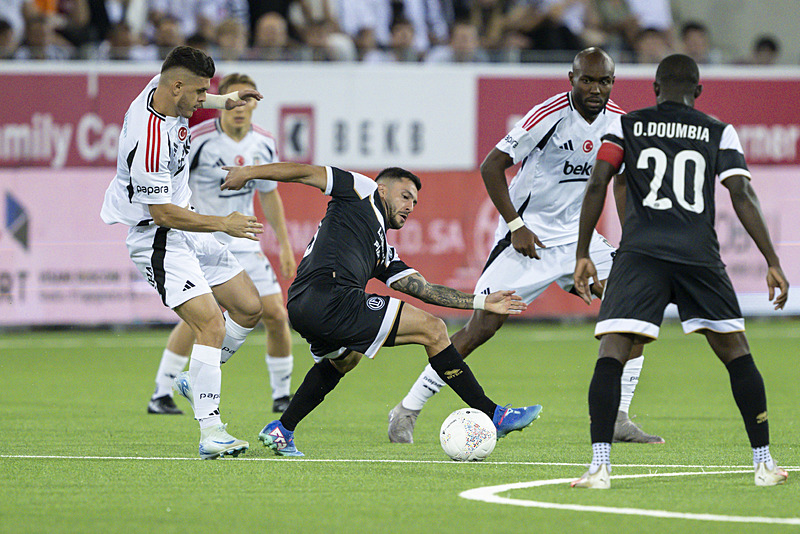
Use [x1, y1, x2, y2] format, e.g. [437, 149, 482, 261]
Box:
[1, 319, 798, 533]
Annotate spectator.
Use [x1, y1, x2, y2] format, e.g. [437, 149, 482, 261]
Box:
[153, 14, 185, 58]
[426, 20, 489, 63]
[248, 0, 319, 44]
[301, 19, 355, 61]
[504, 0, 585, 61]
[13, 14, 74, 59]
[27, 0, 92, 47]
[339, 0, 447, 55]
[625, 0, 672, 39]
[632, 26, 671, 63]
[680, 21, 722, 64]
[215, 17, 248, 60]
[467, 0, 512, 51]
[249, 11, 299, 61]
[363, 16, 419, 63]
[583, 0, 639, 57]
[0, 0, 32, 49]
[95, 20, 158, 59]
[354, 25, 377, 61]
[0, 19, 18, 58]
[744, 35, 781, 65]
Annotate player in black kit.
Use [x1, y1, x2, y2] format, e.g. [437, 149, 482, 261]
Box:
[221, 162, 543, 456]
[570, 54, 789, 488]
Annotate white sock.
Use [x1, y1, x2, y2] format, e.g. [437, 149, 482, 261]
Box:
[619, 355, 644, 414]
[753, 445, 775, 469]
[590, 442, 612, 473]
[220, 311, 255, 364]
[189, 344, 222, 428]
[266, 354, 293, 399]
[402, 364, 445, 411]
[152, 349, 189, 399]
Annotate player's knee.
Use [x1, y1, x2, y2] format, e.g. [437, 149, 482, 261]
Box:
[467, 315, 502, 345]
[197, 314, 227, 347]
[423, 316, 450, 348]
[234, 297, 263, 328]
[261, 302, 289, 328]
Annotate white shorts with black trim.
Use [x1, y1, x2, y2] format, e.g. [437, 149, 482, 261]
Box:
[233, 251, 281, 297]
[126, 224, 243, 309]
[474, 232, 616, 303]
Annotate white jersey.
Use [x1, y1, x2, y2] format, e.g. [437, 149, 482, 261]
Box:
[188, 118, 279, 253]
[493, 91, 625, 247]
[101, 75, 193, 227]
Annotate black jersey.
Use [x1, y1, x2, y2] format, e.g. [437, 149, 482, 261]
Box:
[602, 101, 750, 266]
[288, 167, 416, 300]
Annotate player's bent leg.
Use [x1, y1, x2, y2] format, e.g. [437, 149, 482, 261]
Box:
[705, 330, 784, 485]
[390, 310, 509, 443]
[261, 293, 295, 412]
[210, 271, 262, 364]
[614, 343, 664, 444]
[148, 320, 195, 415]
[212, 270, 262, 328]
[450, 310, 509, 358]
[393, 303, 542, 439]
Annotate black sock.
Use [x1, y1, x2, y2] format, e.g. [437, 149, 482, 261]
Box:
[280, 359, 342, 431]
[589, 357, 623, 443]
[429, 344, 496, 418]
[726, 354, 769, 448]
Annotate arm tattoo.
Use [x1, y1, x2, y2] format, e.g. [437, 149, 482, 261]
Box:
[391, 273, 473, 309]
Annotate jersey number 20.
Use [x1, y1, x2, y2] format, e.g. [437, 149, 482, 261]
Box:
[638, 147, 706, 214]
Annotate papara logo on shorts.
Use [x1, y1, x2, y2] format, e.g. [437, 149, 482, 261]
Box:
[199, 393, 220, 400]
[367, 296, 386, 310]
[136, 185, 169, 195]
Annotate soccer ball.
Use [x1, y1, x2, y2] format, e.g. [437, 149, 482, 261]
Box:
[440, 408, 497, 461]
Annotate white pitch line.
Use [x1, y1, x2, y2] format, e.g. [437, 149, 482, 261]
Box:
[460, 470, 800, 526]
[1, 455, 798, 471]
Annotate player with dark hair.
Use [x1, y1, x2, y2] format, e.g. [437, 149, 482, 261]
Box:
[146, 72, 298, 416]
[571, 54, 789, 488]
[101, 46, 265, 459]
[220, 162, 543, 457]
[389, 47, 662, 445]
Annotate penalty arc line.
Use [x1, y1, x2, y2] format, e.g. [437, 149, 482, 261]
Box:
[460, 470, 800, 526]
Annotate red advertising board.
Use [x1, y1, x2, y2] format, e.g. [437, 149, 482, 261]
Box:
[477, 76, 800, 167]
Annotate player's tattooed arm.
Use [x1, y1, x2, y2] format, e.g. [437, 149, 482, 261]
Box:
[391, 273, 474, 309]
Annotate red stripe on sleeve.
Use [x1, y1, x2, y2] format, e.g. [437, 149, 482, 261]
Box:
[154, 118, 160, 172]
[596, 141, 624, 170]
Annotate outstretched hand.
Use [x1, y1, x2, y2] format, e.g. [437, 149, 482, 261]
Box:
[511, 226, 546, 259]
[222, 211, 263, 241]
[224, 88, 264, 109]
[573, 257, 599, 305]
[484, 290, 527, 315]
[767, 265, 789, 310]
[221, 166, 250, 191]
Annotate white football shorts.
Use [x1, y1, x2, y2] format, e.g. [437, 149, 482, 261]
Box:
[474, 232, 616, 304]
[126, 224, 243, 309]
[233, 251, 281, 297]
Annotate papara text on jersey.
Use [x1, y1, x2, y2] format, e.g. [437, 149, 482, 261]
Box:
[633, 121, 710, 142]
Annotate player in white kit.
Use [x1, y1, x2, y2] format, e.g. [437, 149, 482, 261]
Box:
[389, 47, 664, 444]
[101, 46, 265, 459]
[147, 73, 297, 416]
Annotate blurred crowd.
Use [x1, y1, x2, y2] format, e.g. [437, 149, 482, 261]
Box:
[0, 0, 786, 65]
